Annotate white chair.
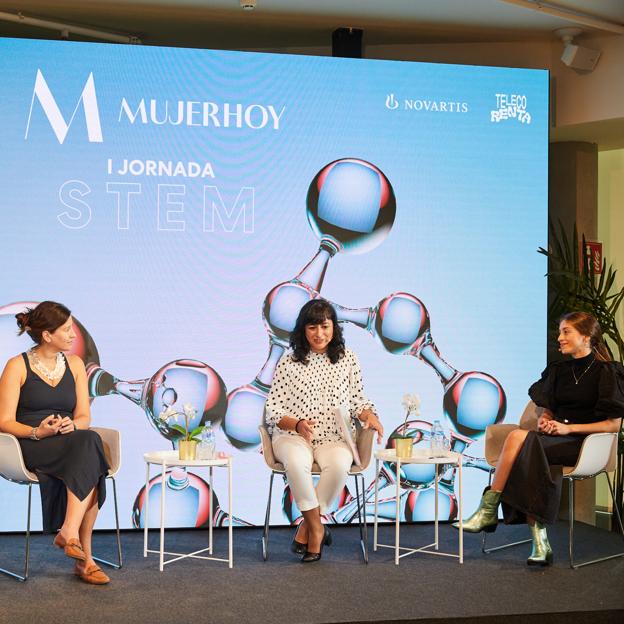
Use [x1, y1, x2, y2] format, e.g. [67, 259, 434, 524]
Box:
[562, 431, 624, 568]
[0, 427, 123, 581]
[482, 402, 624, 568]
[258, 424, 374, 563]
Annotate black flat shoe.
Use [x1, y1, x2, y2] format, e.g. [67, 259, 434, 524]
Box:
[301, 550, 322, 563]
[291, 541, 307, 555]
[291, 524, 307, 555]
[301, 526, 332, 563]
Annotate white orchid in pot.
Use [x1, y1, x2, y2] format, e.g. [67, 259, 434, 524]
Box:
[159, 403, 203, 459]
[395, 393, 421, 458]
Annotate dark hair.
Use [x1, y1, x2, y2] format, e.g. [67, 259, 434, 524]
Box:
[559, 311, 611, 361]
[15, 301, 71, 345]
[290, 299, 345, 364]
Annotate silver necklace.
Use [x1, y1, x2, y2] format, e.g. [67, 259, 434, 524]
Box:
[572, 358, 595, 385]
[28, 349, 66, 382]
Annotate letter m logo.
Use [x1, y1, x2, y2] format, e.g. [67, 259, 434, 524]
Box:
[24, 69, 103, 144]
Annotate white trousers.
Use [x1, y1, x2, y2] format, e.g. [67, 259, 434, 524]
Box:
[272, 435, 353, 514]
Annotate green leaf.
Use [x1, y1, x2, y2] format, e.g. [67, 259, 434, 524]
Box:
[171, 424, 187, 436]
[189, 426, 204, 439]
[540, 220, 624, 364]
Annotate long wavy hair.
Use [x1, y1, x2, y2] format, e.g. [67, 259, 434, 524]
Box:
[290, 299, 345, 364]
[559, 311, 611, 361]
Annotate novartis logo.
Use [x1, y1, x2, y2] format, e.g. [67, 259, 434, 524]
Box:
[385, 93, 399, 110]
[385, 93, 468, 113]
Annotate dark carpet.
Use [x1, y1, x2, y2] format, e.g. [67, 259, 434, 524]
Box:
[0, 522, 623, 624]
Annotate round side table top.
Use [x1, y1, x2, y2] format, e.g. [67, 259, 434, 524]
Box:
[375, 448, 462, 465]
[143, 449, 231, 467]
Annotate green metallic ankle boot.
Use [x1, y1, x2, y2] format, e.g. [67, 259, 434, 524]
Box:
[452, 489, 501, 533]
[527, 522, 553, 566]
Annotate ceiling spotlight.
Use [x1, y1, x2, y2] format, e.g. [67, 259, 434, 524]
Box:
[554, 27, 601, 72]
[240, 0, 257, 10]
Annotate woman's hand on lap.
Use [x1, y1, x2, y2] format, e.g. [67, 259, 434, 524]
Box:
[37, 414, 62, 438]
[545, 420, 571, 436]
[58, 416, 75, 435]
[537, 416, 551, 432]
[295, 419, 315, 443]
[540, 418, 571, 436]
[537, 409, 554, 432]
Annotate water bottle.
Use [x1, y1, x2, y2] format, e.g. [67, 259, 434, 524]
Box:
[198, 424, 216, 460]
[430, 419, 445, 458]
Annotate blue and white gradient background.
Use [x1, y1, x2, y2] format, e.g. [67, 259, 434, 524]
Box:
[0, 38, 548, 530]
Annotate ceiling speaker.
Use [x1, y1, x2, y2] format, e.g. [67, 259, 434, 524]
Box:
[561, 43, 601, 71]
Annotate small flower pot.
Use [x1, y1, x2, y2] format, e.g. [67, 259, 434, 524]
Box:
[395, 436, 413, 458]
[178, 440, 198, 460]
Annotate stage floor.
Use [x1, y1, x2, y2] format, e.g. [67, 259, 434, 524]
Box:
[0, 522, 623, 624]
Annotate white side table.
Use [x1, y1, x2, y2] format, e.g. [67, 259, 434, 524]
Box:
[373, 448, 463, 564]
[143, 450, 233, 570]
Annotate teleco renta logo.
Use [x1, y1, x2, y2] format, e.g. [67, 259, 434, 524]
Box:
[490, 93, 532, 124]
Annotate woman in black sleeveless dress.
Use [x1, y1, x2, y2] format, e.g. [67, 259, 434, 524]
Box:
[0, 301, 111, 584]
[454, 312, 624, 565]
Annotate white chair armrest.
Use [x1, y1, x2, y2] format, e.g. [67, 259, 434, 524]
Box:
[0, 433, 38, 483]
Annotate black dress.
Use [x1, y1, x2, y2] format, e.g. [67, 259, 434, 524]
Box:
[501, 353, 624, 525]
[16, 353, 109, 533]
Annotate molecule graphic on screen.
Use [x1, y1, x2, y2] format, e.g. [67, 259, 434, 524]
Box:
[1, 156, 507, 528]
[132, 468, 234, 529]
[87, 359, 227, 443]
[218, 158, 505, 522]
[223, 158, 398, 450]
[222, 158, 505, 460]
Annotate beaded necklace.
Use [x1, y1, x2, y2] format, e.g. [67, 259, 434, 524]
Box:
[28, 348, 66, 382]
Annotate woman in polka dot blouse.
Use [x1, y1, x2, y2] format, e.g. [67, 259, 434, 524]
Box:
[265, 298, 383, 562]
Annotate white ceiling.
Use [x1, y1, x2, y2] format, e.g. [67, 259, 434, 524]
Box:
[0, 0, 622, 48]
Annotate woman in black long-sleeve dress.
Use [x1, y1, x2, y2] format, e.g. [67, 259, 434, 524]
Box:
[455, 312, 624, 565]
[0, 301, 111, 584]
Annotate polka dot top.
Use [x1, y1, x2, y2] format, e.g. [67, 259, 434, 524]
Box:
[265, 347, 377, 448]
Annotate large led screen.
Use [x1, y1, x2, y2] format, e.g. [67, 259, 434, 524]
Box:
[0, 38, 548, 530]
